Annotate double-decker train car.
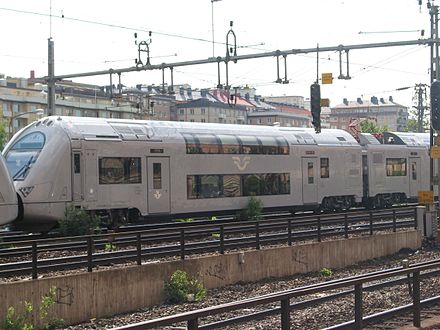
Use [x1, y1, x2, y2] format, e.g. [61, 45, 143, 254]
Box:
[2, 116, 431, 230]
[2, 116, 366, 229]
[0, 153, 18, 226]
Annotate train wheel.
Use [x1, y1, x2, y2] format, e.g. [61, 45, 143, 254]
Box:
[322, 197, 333, 212]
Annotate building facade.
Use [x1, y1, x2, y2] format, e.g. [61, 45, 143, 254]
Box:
[330, 96, 408, 132]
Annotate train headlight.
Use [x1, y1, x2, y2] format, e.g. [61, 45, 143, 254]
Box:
[19, 186, 34, 197]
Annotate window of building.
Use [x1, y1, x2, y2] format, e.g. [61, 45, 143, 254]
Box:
[98, 157, 141, 184]
[190, 109, 194, 115]
[179, 109, 184, 115]
[201, 118, 206, 123]
[201, 108, 206, 115]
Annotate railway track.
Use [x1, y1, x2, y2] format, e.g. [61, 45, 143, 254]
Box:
[110, 257, 440, 330]
[0, 207, 416, 279]
[364, 303, 440, 329]
[0, 206, 416, 243]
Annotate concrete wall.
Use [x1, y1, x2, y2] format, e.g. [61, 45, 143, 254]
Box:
[0, 231, 421, 326]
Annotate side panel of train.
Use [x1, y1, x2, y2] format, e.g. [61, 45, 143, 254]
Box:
[363, 144, 430, 207]
[0, 154, 18, 226]
[69, 138, 363, 219]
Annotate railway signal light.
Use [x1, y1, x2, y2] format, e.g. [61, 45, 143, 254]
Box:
[310, 83, 321, 133]
[431, 80, 440, 131]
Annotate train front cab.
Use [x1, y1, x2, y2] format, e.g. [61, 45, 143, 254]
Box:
[0, 153, 18, 226]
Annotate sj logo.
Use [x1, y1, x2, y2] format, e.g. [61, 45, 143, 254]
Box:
[154, 190, 162, 199]
[232, 156, 251, 171]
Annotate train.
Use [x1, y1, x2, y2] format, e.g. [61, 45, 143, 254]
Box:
[0, 153, 18, 226]
[0, 116, 432, 231]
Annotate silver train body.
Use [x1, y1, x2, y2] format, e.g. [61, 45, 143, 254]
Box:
[0, 153, 18, 226]
[1, 116, 431, 229]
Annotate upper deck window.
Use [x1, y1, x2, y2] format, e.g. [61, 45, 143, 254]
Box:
[5, 132, 45, 180]
[183, 133, 289, 155]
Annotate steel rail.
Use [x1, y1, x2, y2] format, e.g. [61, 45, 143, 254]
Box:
[112, 260, 440, 330]
[0, 211, 416, 278]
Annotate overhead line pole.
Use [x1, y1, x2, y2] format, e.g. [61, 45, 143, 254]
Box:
[43, 38, 436, 81]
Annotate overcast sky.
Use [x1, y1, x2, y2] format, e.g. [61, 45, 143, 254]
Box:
[0, 0, 433, 108]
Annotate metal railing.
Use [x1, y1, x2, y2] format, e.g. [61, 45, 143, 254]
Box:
[0, 207, 417, 279]
[112, 259, 440, 330]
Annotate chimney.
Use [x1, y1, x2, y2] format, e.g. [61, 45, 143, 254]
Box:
[370, 96, 378, 105]
[245, 93, 250, 100]
[343, 98, 348, 105]
[389, 96, 394, 102]
[379, 97, 385, 104]
[201, 89, 207, 98]
[357, 97, 363, 104]
[179, 87, 185, 95]
[187, 88, 192, 97]
[30, 70, 35, 79]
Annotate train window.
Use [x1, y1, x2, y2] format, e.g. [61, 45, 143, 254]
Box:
[386, 158, 407, 176]
[153, 163, 162, 189]
[11, 132, 45, 150]
[223, 175, 241, 197]
[259, 136, 278, 155]
[218, 135, 240, 154]
[74, 154, 80, 174]
[187, 173, 290, 199]
[200, 175, 222, 198]
[320, 158, 329, 178]
[276, 137, 290, 155]
[239, 135, 260, 154]
[412, 163, 417, 180]
[187, 176, 197, 199]
[197, 134, 220, 154]
[98, 157, 141, 184]
[6, 132, 46, 180]
[242, 174, 262, 196]
[182, 134, 200, 154]
[308, 162, 314, 184]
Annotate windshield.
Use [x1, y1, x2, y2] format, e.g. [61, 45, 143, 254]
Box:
[5, 132, 45, 180]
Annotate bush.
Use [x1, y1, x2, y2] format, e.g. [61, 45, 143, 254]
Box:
[164, 270, 207, 304]
[238, 196, 263, 220]
[58, 206, 100, 236]
[320, 267, 333, 277]
[4, 286, 64, 330]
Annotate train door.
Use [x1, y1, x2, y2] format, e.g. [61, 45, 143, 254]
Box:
[409, 158, 422, 198]
[301, 157, 318, 204]
[147, 157, 170, 214]
[84, 149, 97, 202]
[72, 152, 83, 201]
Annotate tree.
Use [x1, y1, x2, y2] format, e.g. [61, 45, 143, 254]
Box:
[360, 120, 389, 134]
[405, 118, 419, 132]
[0, 122, 7, 151]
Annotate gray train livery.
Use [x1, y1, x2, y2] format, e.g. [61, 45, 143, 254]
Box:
[1, 116, 430, 230]
[0, 153, 18, 226]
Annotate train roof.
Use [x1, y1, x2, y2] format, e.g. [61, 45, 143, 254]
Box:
[383, 132, 429, 146]
[32, 116, 360, 146]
